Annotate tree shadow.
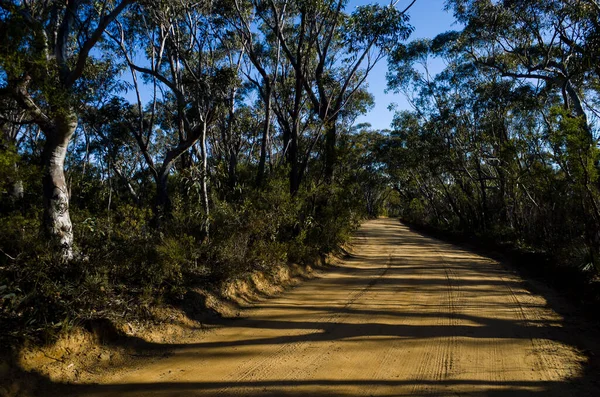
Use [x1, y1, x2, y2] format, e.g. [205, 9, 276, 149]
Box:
[6, 219, 600, 396]
[53, 378, 596, 396]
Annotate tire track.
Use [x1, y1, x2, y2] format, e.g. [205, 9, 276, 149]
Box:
[215, 249, 395, 395]
[61, 218, 597, 397]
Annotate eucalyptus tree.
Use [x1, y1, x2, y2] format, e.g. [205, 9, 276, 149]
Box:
[270, 53, 319, 195]
[233, 0, 321, 195]
[385, 0, 600, 272]
[338, 124, 390, 217]
[110, 0, 245, 226]
[444, 0, 597, 134]
[253, 0, 413, 185]
[228, 0, 283, 187]
[444, 0, 600, 267]
[0, 100, 28, 200]
[79, 97, 145, 204]
[0, 0, 133, 259]
[228, 0, 321, 195]
[442, 0, 600, 209]
[213, 30, 248, 196]
[388, 39, 484, 228]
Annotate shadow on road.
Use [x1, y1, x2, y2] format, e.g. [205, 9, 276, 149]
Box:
[8, 219, 600, 397]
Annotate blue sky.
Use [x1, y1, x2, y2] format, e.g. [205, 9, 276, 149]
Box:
[118, 1, 458, 131]
[352, 0, 458, 130]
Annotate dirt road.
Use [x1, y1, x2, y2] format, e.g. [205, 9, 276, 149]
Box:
[62, 219, 599, 396]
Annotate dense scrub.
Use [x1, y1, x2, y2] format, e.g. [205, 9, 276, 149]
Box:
[0, 0, 406, 346]
[382, 1, 600, 292]
[0, 141, 388, 344]
[4, 0, 600, 349]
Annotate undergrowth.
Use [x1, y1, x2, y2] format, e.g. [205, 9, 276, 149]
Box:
[0, 176, 362, 347]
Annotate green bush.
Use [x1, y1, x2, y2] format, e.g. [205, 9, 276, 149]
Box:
[0, 164, 365, 345]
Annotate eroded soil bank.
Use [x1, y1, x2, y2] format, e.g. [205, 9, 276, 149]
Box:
[10, 219, 600, 396]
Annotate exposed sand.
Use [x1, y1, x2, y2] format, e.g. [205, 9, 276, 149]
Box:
[57, 218, 599, 396]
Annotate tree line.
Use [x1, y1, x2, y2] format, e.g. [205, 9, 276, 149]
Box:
[384, 0, 600, 274]
[0, 0, 408, 339]
[3, 0, 599, 342]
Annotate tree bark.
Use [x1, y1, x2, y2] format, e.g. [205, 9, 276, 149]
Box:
[289, 118, 300, 195]
[475, 162, 489, 231]
[256, 84, 273, 188]
[41, 112, 77, 261]
[324, 122, 337, 183]
[11, 178, 24, 200]
[290, 141, 299, 195]
[154, 168, 171, 222]
[228, 147, 238, 193]
[1, 123, 25, 200]
[200, 122, 210, 238]
[111, 163, 139, 203]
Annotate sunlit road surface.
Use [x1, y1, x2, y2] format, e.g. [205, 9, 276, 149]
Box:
[63, 218, 598, 397]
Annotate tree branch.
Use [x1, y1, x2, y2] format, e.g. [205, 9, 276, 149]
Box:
[64, 0, 134, 87]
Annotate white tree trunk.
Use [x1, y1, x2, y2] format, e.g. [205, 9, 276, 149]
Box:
[200, 122, 210, 238]
[42, 114, 76, 261]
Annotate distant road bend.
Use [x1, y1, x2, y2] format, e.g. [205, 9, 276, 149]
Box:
[65, 218, 599, 397]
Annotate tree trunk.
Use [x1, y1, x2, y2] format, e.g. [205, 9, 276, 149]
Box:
[1, 128, 25, 201]
[475, 162, 488, 231]
[256, 85, 273, 188]
[41, 113, 77, 261]
[8, 162, 23, 200]
[11, 179, 24, 200]
[154, 168, 171, 222]
[200, 122, 210, 238]
[324, 122, 337, 183]
[112, 163, 139, 203]
[565, 81, 593, 141]
[437, 174, 466, 229]
[289, 122, 299, 196]
[228, 147, 237, 193]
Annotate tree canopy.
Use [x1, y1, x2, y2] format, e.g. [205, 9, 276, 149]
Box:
[1, 0, 599, 343]
[0, 0, 412, 341]
[386, 0, 600, 274]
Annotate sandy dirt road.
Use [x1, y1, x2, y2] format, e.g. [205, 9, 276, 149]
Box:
[61, 218, 600, 396]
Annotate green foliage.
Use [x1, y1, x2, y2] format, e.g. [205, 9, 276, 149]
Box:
[346, 4, 413, 51]
[547, 107, 599, 187]
[0, 0, 408, 345]
[0, 213, 75, 342]
[385, 0, 600, 280]
[0, 142, 19, 194]
[0, 165, 365, 343]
